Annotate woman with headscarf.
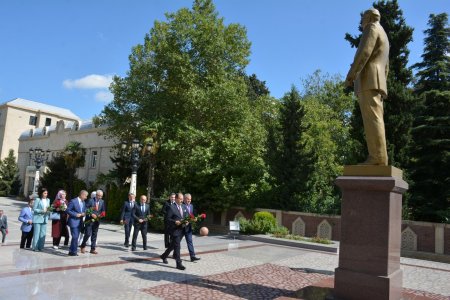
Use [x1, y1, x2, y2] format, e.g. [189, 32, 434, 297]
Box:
[51, 190, 70, 249]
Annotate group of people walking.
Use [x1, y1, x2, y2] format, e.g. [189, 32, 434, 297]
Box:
[15, 188, 105, 255]
[13, 188, 201, 271]
[120, 192, 200, 271]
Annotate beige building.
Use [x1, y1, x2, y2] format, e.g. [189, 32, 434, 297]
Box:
[17, 119, 116, 196]
[0, 98, 80, 159]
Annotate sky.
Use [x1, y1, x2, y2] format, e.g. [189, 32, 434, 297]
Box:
[0, 0, 448, 120]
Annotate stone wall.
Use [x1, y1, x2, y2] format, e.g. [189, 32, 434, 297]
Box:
[225, 207, 450, 256]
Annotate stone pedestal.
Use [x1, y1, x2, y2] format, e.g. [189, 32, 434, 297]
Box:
[334, 171, 408, 300]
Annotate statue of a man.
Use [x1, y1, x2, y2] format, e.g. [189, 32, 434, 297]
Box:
[345, 8, 389, 166]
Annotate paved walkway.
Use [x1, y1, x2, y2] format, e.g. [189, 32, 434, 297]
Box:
[1, 197, 449, 299]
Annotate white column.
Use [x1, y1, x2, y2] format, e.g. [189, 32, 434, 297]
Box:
[33, 170, 40, 196]
[129, 173, 137, 195]
[435, 223, 445, 254]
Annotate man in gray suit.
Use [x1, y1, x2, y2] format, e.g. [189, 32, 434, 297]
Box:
[0, 209, 8, 244]
[346, 8, 389, 166]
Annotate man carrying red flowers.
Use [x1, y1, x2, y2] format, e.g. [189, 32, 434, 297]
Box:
[80, 189, 106, 255]
[183, 193, 201, 262]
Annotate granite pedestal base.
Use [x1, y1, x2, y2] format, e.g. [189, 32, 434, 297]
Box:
[334, 174, 408, 300]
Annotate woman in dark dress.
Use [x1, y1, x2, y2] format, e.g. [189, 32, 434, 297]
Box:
[51, 190, 70, 249]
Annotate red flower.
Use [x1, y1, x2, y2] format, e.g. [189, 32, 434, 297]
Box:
[199, 213, 206, 219]
[100, 211, 106, 218]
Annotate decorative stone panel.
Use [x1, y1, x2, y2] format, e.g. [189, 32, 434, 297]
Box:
[401, 227, 417, 251]
[292, 217, 306, 236]
[234, 211, 245, 220]
[317, 219, 332, 240]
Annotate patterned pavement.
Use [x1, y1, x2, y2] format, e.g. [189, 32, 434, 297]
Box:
[0, 197, 449, 300]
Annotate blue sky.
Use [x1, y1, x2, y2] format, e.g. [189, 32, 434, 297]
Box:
[0, 0, 448, 119]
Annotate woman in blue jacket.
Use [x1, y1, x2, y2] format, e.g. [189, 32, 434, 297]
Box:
[32, 188, 50, 251]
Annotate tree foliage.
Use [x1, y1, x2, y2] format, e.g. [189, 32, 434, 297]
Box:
[412, 13, 450, 94]
[409, 13, 450, 222]
[98, 0, 268, 211]
[0, 150, 21, 196]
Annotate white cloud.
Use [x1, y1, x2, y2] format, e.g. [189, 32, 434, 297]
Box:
[63, 74, 113, 89]
[95, 91, 113, 102]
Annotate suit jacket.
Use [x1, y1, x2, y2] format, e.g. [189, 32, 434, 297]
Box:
[32, 197, 50, 224]
[166, 203, 188, 237]
[18, 206, 33, 232]
[347, 22, 389, 97]
[67, 197, 86, 228]
[85, 197, 106, 222]
[162, 200, 174, 223]
[132, 203, 151, 225]
[0, 214, 7, 229]
[120, 200, 135, 222]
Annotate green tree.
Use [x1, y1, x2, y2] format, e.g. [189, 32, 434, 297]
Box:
[408, 91, 450, 222]
[271, 86, 314, 211]
[63, 141, 86, 198]
[0, 150, 21, 196]
[98, 0, 267, 211]
[412, 13, 450, 94]
[299, 71, 355, 214]
[409, 13, 450, 222]
[40, 155, 87, 200]
[345, 0, 415, 168]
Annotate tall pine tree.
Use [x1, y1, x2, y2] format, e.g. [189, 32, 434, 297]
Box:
[345, 0, 415, 168]
[409, 13, 450, 222]
[272, 86, 314, 211]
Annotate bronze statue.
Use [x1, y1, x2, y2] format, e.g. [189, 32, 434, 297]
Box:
[345, 8, 389, 166]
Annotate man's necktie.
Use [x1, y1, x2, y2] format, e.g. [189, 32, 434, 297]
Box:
[178, 205, 183, 217]
[95, 200, 99, 211]
[141, 205, 144, 213]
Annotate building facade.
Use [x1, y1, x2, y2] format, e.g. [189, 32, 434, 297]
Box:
[0, 98, 80, 159]
[17, 119, 116, 196]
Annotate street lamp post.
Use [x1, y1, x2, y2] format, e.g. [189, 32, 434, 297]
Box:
[29, 148, 51, 196]
[122, 139, 152, 195]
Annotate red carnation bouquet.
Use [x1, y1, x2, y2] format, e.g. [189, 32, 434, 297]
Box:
[84, 208, 106, 224]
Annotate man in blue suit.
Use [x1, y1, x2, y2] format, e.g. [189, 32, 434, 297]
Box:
[80, 189, 106, 254]
[160, 193, 188, 270]
[131, 195, 151, 251]
[183, 193, 200, 262]
[67, 190, 88, 256]
[120, 193, 136, 247]
[18, 196, 34, 249]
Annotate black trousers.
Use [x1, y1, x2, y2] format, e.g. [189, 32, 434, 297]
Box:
[132, 222, 148, 249]
[20, 230, 33, 248]
[164, 222, 171, 248]
[161, 234, 183, 265]
[124, 220, 133, 245]
[81, 221, 99, 250]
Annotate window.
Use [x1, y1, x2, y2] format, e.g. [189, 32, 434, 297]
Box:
[29, 116, 37, 126]
[45, 118, 51, 126]
[90, 150, 98, 168]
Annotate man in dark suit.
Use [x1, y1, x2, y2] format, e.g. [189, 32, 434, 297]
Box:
[183, 193, 200, 262]
[120, 193, 136, 247]
[0, 209, 8, 244]
[67, 190, 88, 256]
[162, 193, 176, 248]
[80, 189, 106, 254]
[18, 196, 34, 249]
[160, 193, 188, 270]
[345, 8, 389, 166]
[131, 195, 151, 251]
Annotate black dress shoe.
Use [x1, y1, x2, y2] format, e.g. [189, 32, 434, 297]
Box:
[124, 243, 129, 247]
[176, 264, 186, 270]
[143, 247, 147, 250]
[131, 248, 136, 251]
[191, 257, 200, 262]
[160, 255, 168, 264]
[68, 253, 79, 256]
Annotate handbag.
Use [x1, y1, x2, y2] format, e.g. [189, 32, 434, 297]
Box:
[49, 212, 60, 220]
